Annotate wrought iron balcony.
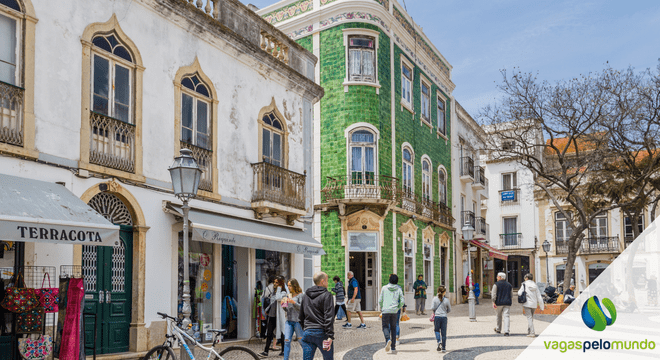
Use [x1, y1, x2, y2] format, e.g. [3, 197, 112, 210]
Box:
[321, 175, 398, 204]
[460, 210, 475, 228]
[476, 217, 488, 237]
[580, 236, 620, 254]
[473, 166, 487, 190]
[460, 156, 474, 182]
[500, 233, 522, 249]
[252, 162, 306, 213]
[180, 141, 213, 192]
[0, 81, 24, 147]
[89, 112, 135, 173]
[399, 188, 453, 228]
[624, 235, 645, 250]
[555, 240, 570, 255]
[499, 188, 520, 205]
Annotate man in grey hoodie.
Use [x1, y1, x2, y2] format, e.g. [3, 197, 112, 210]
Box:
[378, 274, 405, 353]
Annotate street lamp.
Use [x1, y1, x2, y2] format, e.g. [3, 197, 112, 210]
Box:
[462, 223, 476, 322]
[542, 240, 551, 286]
[169, 148, 202, 341]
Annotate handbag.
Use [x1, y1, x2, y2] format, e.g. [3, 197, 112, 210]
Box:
[518, 283, 527, 304]
[16, 307, 44, 334]
[18, 335, 53, 360]
[429, 313, 435, 322]
[1, 272, 40, 313]
[35, 273, 59, 313]
[400, 313, 410, 321]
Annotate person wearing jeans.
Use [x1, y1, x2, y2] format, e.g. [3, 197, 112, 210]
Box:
[431, 286, 451, 352]
[379, 274, 405, 353]
[518, 273, 544, 337]
[282, 279, 304, 360]
[299, 272, 335, 360]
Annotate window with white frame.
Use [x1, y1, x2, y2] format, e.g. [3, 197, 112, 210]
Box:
[588, 213, 608, 242]
[502, 217, 518, 246]
[348, 36, 375, 83]
[423, 242, 433, 287]
[624, 215, 644, 239]
[438, 167, 447, 205]
[404, 237, 415, 292]
[502, 172, 517, 190]
[555, 212, 572, 243]
[421, 81, 430, 122]
[349, 129, 376, 184]
[422, 158, 431, 200]
[261, 112, 284, 167]
[437, 95, 446, 135]
[401, 62, 412, 106]
[0, 6, 19, 86]
[0, 1, 22, 148]
[91, 33, 134, 124]
[181, 74, 211, 150]
[402, 147, 414, 193]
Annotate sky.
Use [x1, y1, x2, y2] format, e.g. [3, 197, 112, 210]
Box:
[241, 0, 660, 118]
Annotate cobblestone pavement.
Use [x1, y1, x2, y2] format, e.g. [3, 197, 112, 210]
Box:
[214, 303, 555, 359]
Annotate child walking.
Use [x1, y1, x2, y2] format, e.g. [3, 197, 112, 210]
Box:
[431, 286, 451, 352]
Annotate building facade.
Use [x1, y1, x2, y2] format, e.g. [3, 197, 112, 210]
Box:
[0, 0, 322, 355]
[257, 0, 456, 307]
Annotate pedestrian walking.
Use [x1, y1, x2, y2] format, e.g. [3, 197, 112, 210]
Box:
[474, 282, 480, 305]
[299, 272, 335, 360]
[343, 271, 366, 329]
[492, 272, 512, 336]
[379, 274, 404, 353]
[260, 276, 285, 357]
[431, 285, 451, 353]
[413, 275, 428, 315]
[282, 278, 304, 360]
[518, 273, 544, 337]
[332, 275, 347, 321]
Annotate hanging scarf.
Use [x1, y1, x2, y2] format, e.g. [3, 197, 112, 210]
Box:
[59, 278, 84, 360]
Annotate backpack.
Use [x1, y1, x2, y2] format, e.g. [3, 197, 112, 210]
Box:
[518, 283, 527, 304]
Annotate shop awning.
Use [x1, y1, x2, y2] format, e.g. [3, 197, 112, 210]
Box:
[469, 240, 508, 260]
[164, 202, 325, 256]
[0, 174, 120, 246]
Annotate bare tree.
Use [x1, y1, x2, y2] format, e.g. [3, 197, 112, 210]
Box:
[480, 63, 660, 291]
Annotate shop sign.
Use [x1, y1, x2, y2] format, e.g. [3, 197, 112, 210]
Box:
[348, 232, 378, 252]
[0, 221, 119, 246]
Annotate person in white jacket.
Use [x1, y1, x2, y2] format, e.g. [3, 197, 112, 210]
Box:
[517, 273, 544, 337]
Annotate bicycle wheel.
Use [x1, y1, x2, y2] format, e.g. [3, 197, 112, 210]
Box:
[217, 345, 260, 360]
[143, 345, 177, 360]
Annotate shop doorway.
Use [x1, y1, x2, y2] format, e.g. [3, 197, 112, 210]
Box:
[348, 252, 377, 311]
[588, 263, 609, 285]
[83, 193, 134, 354]
[506, 255, 530, 289]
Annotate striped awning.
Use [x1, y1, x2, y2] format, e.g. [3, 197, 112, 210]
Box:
[469, 239, 508, 260]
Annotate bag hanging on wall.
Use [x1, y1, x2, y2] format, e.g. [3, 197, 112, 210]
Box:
[16, 307, 45, 334]
[1, 272, 40, 313]
[35, 273, 59, 313]
[18, 335, 53, 360]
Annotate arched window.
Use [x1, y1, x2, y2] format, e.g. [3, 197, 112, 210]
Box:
[261, 112, 284, 167]
[91, 33, 134, 123]
[180, 74, 211, 150]
[349, 129, 376, 184]
[438, 167, 447, 205]
[402, 147, 414, 193]
[422, 158, 431, 200]
[0, 0, 24, 148]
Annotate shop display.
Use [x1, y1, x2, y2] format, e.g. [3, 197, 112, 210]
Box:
[16, 307, 44, 334]
[58, 278, 84, 360]
[1, 272, 40, 313]
[18, 335, 53, 360]
[35, 273, 59, 313]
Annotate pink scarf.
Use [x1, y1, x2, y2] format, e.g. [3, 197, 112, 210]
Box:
[59, 278, 84, 360]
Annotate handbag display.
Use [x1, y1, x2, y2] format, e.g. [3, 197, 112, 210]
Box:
[18, 335, 53, 360]
[1, 272, 40, 313]
[35, 273, 59, 313]
[518, 283, 527, 304]
[16, 307, 45, 334]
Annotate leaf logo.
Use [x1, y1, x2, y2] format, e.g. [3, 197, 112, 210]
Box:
[581, 296, 617, 331]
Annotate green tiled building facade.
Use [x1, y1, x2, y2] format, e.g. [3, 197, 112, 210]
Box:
[259, 0, 457, 309]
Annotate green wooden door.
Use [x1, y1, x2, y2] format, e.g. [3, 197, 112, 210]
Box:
[84, 226, 133, 354]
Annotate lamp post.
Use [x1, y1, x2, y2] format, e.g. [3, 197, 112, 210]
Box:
[169, 148, 202, 345]
[542, 240, 551, 285]
[462, 224, 476, 322]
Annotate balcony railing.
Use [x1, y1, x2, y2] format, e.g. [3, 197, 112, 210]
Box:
[476, 217, 488, 236]
[624, 235, 645, 250]
[89, 112, 135, 173]
[180, 141, 213, 192]
[499, 188, 520, 205]
[460, 157, 474, 178]
[0, 81, 24, 147]
[581, 236, 620, 254]
[399, 189, 453, 227]
[461, 210, 475, 228]
[252, 162, 306, 210]
[500, 233, 522, 249]
[321, 175, 398, 203]
[556, 240, 570, 255]
[474, 166, 488, 189]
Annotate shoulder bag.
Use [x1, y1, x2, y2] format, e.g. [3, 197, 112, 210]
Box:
[35, 273, 59, 313]
[1, 272, 40, 313]
[18, 335, 53, 360]
[518, 283, 527, 304]
[16, 306, 44, 334]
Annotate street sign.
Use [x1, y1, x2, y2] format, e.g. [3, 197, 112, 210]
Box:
[501, 190, 515, 201]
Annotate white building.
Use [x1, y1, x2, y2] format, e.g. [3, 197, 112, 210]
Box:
[0, 0, 322, 355]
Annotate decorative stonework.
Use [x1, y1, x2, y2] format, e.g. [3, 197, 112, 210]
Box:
[375, 0, 389, 9]
[263, 0, 313, 25]
[320, 0, 338, 6]
[394, 33, 450, 94]
[423, 225, 436, 245]
[439, 231, 450, 248]
[398, 218, 418, 238]
[341, 210, 384, 247]
[288, 24, 314, 39]
[320, 12, 390, 32]
[88, 192, 134, 226]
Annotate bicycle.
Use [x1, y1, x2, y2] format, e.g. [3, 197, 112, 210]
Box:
[143, 312, 260, 360]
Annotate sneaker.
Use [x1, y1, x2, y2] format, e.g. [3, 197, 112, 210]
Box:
[357, 323, 367, 329]
[527, 334, 536, 338]
[385, 340, 391, 352]
[504, 333, 510, 336]
[494, 328, 500, 334]
[442, 348, 446, 353]
[342, 323, 352, 328]
[437, 343, 442, 352]
[258, 352, 268, 358]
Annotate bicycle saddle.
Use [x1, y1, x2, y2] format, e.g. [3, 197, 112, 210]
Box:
[208, 329, 227, 335]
